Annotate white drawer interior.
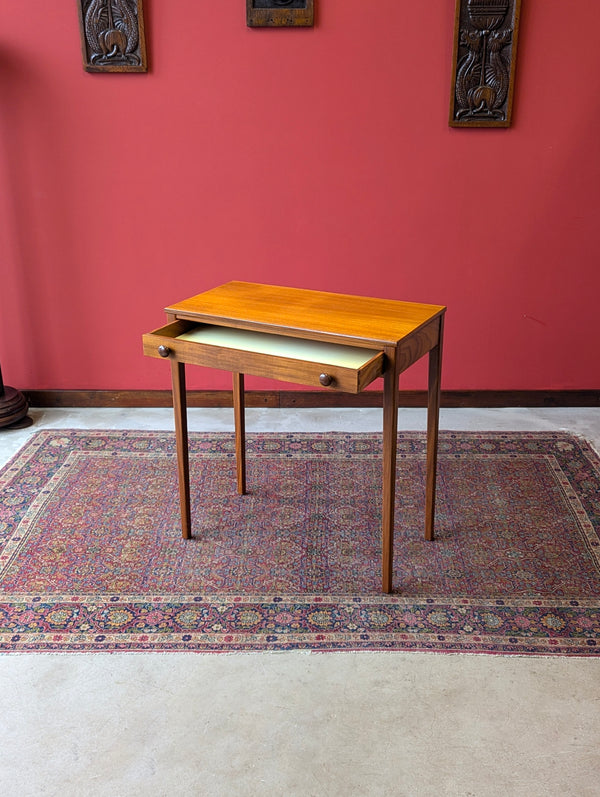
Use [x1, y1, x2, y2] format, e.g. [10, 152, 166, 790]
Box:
[177, 326, 379, 369]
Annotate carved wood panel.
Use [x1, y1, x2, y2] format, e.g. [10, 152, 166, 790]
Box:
[246, 0, 314, 27]
[77, 0, 147, 73]
[449, 0, 521, 127]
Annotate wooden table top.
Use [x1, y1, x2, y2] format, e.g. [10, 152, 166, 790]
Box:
[166, 281, 446, 348]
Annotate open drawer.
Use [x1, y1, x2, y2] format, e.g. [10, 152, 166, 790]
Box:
[143, 320, 384, 393]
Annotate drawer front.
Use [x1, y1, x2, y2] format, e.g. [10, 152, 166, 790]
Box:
[143, 322, 384, 394]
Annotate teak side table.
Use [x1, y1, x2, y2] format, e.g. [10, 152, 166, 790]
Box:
[143, 281, 446, 593]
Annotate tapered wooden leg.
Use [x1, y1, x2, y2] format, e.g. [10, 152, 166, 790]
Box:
[233, 372, 246, 495]
[425, 317, 444, 541]
[381, 348, 399, 594]
[171, 360, 191, 539]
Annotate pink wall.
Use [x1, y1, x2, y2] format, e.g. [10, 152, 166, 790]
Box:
[1, 1, 599, 393]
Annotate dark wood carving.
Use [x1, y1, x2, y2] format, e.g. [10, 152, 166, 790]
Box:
[449, 0, 521, 127]
[77, 0, 147, 72]
[247, 0, 314, 27]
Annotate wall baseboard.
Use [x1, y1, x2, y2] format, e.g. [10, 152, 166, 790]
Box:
[24, 389, 600, 409]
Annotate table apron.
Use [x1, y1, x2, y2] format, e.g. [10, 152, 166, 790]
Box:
[396, 318, 443, 374]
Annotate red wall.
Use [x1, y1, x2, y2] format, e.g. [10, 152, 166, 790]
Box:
[1, 1, 599, 393]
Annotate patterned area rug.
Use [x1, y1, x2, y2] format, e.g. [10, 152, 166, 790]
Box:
[1, 430, 599, 655]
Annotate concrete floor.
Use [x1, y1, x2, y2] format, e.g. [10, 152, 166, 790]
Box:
[1, 407, 600, 797]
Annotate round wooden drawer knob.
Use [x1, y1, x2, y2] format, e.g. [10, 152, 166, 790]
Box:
[157, 345, 171, 358]
[319, 373, 333, 387]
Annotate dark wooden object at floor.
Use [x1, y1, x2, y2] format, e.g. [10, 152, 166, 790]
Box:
[0, 365, 32, 430]
[77, 0, 147, 72]
[449, 0, 521, 127]
[247, 0, 314, 27]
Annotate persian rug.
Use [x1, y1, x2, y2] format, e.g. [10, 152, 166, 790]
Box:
[1, 429, 599, 655]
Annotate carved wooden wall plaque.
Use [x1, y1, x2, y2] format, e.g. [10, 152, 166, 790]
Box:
[77, 0, 148, 72]
[449, 0, 521, 127]
[247, 0, 314, 28]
